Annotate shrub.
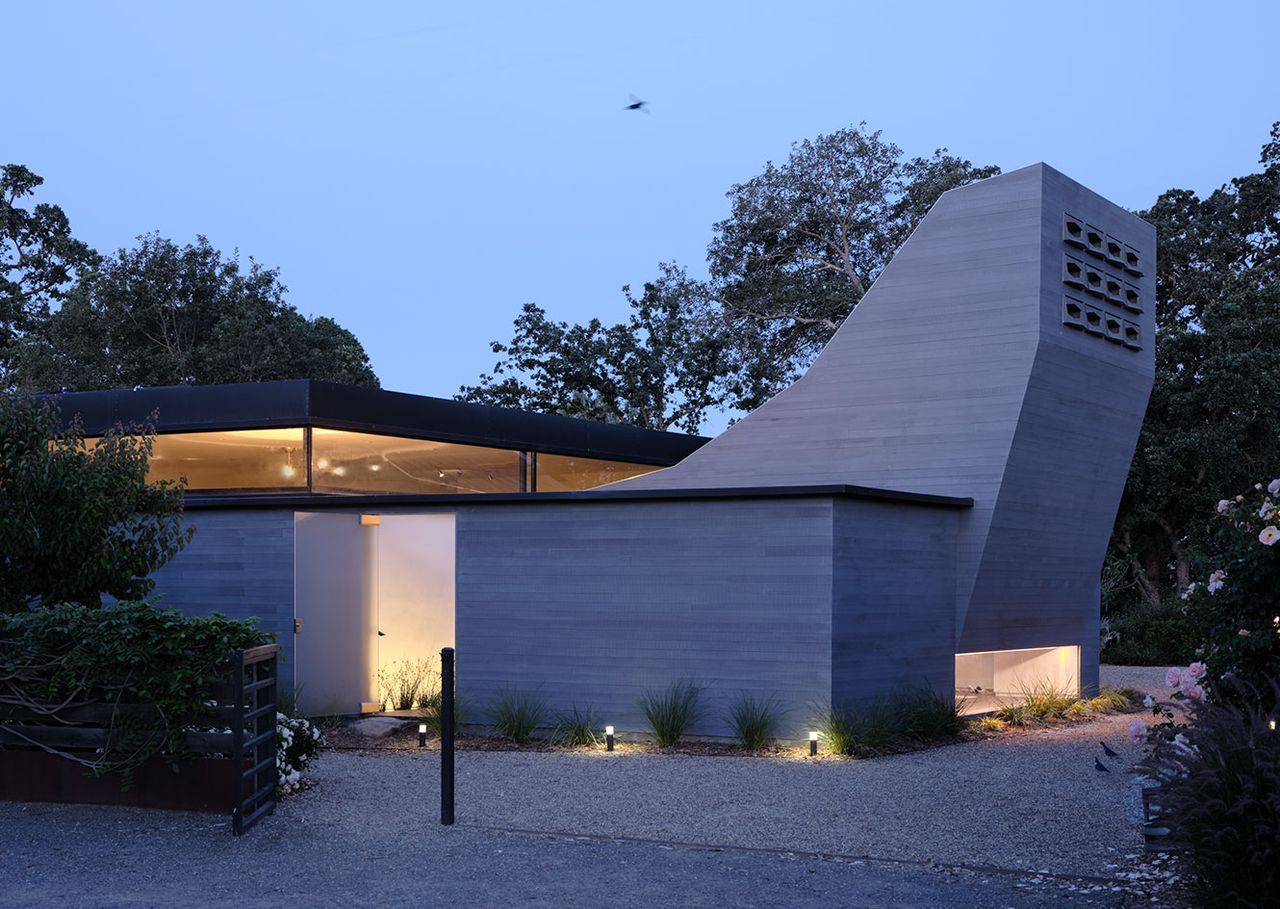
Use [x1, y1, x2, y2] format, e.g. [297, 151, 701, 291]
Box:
[419, 689, 465, 737]
[1089, 687, 1136, 711]
[638, 680, 703, 747]
[973, 715, 1008, 732]
[1015, 679, 1076, 720]
[551, 703, 602, 747]
[1101, 597, 1201, 666]
[1139, 680, 1280, 909]
[994, 702, 1036, 727]
[728, 694, 782, 751]
[815, 699, 897, 756]
[379, 658, 434, 711]
[895, 688, 966, 741]
[490, 688, 545, 743]
[276, 713, 322, 795]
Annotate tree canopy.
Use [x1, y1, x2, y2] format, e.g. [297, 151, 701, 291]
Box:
[461, 124, 999, 425]
[0, 392, 191, 612]
[1109, 121, 1280, 609]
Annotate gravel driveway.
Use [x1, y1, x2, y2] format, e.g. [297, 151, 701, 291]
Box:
[0, 666, 1175, 908]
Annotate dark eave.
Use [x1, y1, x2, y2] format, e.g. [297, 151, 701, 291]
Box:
[42, 379, 708, 466]
[182, 484, 974, 510]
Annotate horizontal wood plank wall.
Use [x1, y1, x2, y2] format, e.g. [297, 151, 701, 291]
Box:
[455, 499, 836, 737]
[831, 500, 959, 706]
[147, 510, 296, 682]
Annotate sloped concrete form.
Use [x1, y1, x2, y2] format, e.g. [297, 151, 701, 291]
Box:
[619, 165, 1156, 693]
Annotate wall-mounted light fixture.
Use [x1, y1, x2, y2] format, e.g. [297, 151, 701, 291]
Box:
[419, 723, 428, 748]
[809, 730, 819, 757]
[605, 725, 615, 752]
[359, 514, 381, 526]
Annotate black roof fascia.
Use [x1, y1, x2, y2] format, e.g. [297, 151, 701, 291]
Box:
[42, 380, 708, 466]
[182, 484, 974, 511]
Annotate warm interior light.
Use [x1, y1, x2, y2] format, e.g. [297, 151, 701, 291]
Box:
[281, 465, 296, 478]
[333, 466, 346, 477]
[808, 731, 819, 741]
[605, 725, 615, 736]
[369, 464, 381, 472]
[317, 458, 330, 470]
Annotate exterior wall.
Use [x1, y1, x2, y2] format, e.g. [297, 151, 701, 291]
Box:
[146, 509, 296, 677]
[831, 500, 959, 705]
[455, 499, 835, 736]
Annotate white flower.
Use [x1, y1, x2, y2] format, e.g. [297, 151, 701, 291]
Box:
[1143, 694, 1155, 708]
[1128, 719, 1148, 745]
[1217, 499, 1233, 514]
[1207, 570, 1226, 594]
[1260, 526, 1280, 546]
[1260, 501, 1276, 520]
[1269, 478, 1280, 496]
[1180, 582, 1197, 600]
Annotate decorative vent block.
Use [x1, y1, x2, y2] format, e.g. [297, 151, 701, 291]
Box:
[1083, 304, 1105, 336]
[1123, 282, 1142, 313]
[1104, 235, 1125, 267]
[1085, 224, 1106, 258]
[1063, 254, 1086, 288]
[1122, 244, 1143, 276]
[1063, 214, 1086, 248]
[1062, 295, 1086, 330]
[1084, 264, 1106, 297]
[1104, 274, 1124, 306]
[1122, 320, 1142, 350]
[1104, 313, 1124, 343]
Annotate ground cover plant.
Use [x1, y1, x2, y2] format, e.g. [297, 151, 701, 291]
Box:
[728, 694, 782, 751]
[491, 688, 545, 743]
[639, 680, 703, 747]
[552, 703, 602, 746]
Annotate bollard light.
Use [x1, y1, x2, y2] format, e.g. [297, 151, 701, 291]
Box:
[418, 723, 427, 748]
[605, 725, 615, 752]
[808, 730, 819, 757]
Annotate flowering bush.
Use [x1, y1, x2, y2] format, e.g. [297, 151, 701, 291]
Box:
[1181, 478, 1280, 712]
[276, 713, 322, 796]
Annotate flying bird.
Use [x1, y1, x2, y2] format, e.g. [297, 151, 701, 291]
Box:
[1094, 757, 1110, 772]
[1101, 741, 1119, 758]
[624, 94, 649, 113]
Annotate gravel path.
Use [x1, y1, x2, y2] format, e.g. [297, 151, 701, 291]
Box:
[0, 666, 1175, 908]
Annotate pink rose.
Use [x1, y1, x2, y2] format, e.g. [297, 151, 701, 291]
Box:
[1128, 719, 1148, 745]
[1179, 678, 1205, 701]
[1239, 629, 1251, 637]
[1186, 661, 1206, 680]
[1165, 667, 1182, 688]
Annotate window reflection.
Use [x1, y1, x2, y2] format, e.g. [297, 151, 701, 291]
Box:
[535, 454, 658, 491]
[311, 428, 521, 494]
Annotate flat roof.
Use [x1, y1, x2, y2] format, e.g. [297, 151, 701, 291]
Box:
[182, 484, 974, 510]
[46, 380, 708, 466]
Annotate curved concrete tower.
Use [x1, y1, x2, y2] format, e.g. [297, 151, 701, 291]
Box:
[617, 164, 1156, 692]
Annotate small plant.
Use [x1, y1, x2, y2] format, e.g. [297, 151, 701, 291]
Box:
[419, 689, 465, 737]
[490, 688, 545, 744]
[895, 688, 966, 741]
[728, 694, 781, 751]
[1066, 699, 1092, 717]
[973, 715, 1008, 732]
[276, 713, 322, 795]
[814, 699, 897, 756]
[1088, 687, 1136, 711]
[994, 702, 1036, 727]
[1015, 679, 1076, 720]
[552, 703, 602, 746]
[379, 658, 435, 711]
[638, 680, 703, 747]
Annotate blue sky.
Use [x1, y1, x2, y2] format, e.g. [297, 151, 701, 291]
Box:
[6, 1, 1277, 430]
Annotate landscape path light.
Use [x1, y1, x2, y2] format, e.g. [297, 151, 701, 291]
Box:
[809, 731, 819, 757]
[605, 725, 615, 752]
[418, 723, 427, 748]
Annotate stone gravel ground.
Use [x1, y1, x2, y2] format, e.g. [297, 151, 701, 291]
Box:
[0, 666, 1186, 908]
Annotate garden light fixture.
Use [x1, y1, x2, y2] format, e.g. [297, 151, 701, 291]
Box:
[605, 725, 615, 752]
[418, 723, 427, 748]
[809, 730, 819, 756]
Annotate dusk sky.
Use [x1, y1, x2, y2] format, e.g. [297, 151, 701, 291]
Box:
[7, 2, 1278, 431]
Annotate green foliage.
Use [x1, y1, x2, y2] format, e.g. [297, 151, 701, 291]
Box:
[0, 164, 98, 374]
[1181, 481, 1280, 713]
[1139, 681, 1280, 909]
[0, 392, 191, 612]
[727, 693, 782, 751]
[1015, 679, 1076, 720]
[1090, 687, 1137, 711]
[638, 680, 703, 747]
[11, 232, 378, 391]
[462, 124, 997, 428]
[378, 658, 434, 711]
[973, 715, 1008, 733]
[419, 688, 465, 737]
[0, 600, 269, 773]
[817, 689, 966, 756]
[489, 688, 545, 744]
[460, 263, 729, 434]
[1110, 122, 1280, 612]
[1101, 596, 1201, 666]
[551, 703, 602, 747]
[895, 688, 967, 741]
